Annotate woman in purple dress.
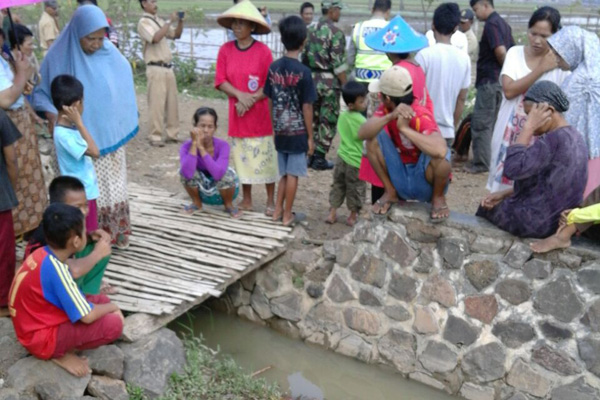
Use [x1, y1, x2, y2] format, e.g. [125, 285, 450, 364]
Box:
[476, 80, 588, 238]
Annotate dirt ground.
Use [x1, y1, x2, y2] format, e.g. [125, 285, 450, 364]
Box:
[128, 93, 489, 241]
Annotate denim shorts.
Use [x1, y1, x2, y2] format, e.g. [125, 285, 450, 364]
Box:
[377, 131, 448, 203]
[278, 151, 308, 177]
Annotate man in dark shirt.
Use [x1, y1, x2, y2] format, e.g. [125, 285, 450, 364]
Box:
[465, 0, 514, 174]
[0, 109, 21, 317]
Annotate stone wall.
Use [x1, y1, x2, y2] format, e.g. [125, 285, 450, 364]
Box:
[214, 204, 600, 400]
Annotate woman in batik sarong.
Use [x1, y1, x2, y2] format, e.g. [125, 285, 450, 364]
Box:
[33, 5, 138, 249]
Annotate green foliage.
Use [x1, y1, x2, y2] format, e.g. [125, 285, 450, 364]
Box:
[292, 274, 304, 289]
[126, 335, 282, 400]
[173, 56, 197, 87]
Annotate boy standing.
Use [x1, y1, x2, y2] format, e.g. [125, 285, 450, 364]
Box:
[138, 0, 184, 147]
[51, 75, 100, 233]
[9, 204, 123, 376]
[0, 109, 21, 318]
[466, 0, 513, 173]
[415, 3, 471, 147]
[326, 82, 367, 226]
[264, 15, 316, 226]
[358, 66, 452, 222]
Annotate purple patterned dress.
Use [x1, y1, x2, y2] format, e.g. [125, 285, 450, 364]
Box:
[476, 126, 588, 238]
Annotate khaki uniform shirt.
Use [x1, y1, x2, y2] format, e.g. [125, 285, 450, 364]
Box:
[38, 11, 59, 52]
[465, 28, 479, 63]
[137, 12, 176, 64]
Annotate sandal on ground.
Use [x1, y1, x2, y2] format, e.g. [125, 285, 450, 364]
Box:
[430, 205, 450, 224]
[265, 206, 275, 217]
[225, 207, 243, 219]
[182, 204, 201, 215]
[346, 215, 358, 227]
[100, 281, 118, 295]
[372, 199, 397, 216]
[325, 216, 337, 224]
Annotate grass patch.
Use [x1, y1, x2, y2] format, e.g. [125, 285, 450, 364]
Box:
[128, 335, 283, 400]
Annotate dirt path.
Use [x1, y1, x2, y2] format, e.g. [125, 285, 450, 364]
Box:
[128, 93, 489, 241]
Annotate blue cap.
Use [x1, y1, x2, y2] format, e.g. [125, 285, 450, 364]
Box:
[364, 15, 429, 54]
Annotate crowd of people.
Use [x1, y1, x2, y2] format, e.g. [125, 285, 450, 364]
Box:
[0, 0, 598, 378]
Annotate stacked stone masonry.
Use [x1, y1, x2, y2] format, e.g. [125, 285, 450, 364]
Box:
[218, 203, 600, 400]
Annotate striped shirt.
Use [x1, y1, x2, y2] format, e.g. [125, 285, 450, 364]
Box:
[476, 11, 514, 87]
[8, 247, 93, 359]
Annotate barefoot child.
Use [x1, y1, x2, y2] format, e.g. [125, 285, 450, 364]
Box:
[326, 81, 368, 226]
[264, 15, 316, 226]
[180, 107, 242, 218]
[51, 74, 100, 232]
[9, 204, 123, 377]
[24, 176, 113, 296]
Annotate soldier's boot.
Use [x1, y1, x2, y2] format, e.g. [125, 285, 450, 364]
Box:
[311, 151, 334, 171]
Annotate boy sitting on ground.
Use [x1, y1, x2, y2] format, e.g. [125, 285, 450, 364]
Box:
[25, 176, 112, 296]
[9, 203, 123, 377]
[264, 15, 316, 226]
[326, 81, 368, 226]
[358, 65, 452, 221]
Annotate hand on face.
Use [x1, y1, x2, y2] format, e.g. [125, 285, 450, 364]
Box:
[392, 104, 414, 131]
[524, 102, 553, 135]
[62, 103, 83, 125]
[539, 50, 559, 73]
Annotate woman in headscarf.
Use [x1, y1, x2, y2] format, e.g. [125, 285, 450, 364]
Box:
[548, 25, 600, 198]
[476, 80, 588, 238]
[0, 29, 46, 238]
[487, 7, 569, 193]
[32, 5, 139, 248]
[214, 0, 277, 214]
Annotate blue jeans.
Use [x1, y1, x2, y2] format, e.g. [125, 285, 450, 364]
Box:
[377, 131, 449, 203]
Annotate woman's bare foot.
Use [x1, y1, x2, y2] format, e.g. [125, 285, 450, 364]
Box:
[346, 211, 358, 227]
[325, 209, 337, 224]
[52, 353, 91, 377]
[238, 200, 253, 212]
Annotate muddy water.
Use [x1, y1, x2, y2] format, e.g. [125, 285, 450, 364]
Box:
[182, 309, 456, 400]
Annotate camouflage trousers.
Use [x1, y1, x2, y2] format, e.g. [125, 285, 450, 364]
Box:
[313, 77, 341, 155]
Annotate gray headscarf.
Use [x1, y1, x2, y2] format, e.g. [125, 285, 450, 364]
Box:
[524, 80, 570, 113]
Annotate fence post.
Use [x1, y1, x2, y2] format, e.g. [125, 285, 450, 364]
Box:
[190, 28, 194, 59]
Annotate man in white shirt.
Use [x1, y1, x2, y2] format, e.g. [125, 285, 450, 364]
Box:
[425, 28, 468, 55]
[416, 2, 471, 146]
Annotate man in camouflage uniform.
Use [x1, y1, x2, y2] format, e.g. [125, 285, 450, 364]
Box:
[302, 0, 348, 170]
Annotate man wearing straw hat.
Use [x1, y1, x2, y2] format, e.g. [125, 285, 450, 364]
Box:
[302, 0, 348, 170]
[137, 0, 184, 147]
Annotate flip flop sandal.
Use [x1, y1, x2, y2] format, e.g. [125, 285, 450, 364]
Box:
[225, 207, 243, 219]
[372, 199, 396, 216]
[265, 206, 275, 217]
[183, 204, 201, 214]
[430, 206, 450, 224]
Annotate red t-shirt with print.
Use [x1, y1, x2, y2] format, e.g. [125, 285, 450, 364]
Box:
[374, 103, 440, 164]
[215, 40, 273, 138]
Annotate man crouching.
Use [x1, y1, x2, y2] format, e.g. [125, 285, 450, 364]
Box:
[358, 65, 451, 222]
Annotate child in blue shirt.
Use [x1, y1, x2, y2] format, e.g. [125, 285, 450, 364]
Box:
[51, 75, 100, 232]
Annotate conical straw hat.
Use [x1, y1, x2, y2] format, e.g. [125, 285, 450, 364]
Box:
[365, 15, 428, 53]
[217, 0, 271, 35]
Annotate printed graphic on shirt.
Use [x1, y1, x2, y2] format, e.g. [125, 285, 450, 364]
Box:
[269, 71, 306, 138]
[248, 75, 259, 92]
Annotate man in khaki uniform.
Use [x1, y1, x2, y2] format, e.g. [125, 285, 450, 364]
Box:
[459, 9, 478, 63]
[137, 0, 183, 146]
[38, 1, 60, 57]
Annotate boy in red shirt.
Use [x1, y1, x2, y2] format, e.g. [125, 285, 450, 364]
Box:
[358, 65, 452, 221]
[9, 203, 123, 377]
